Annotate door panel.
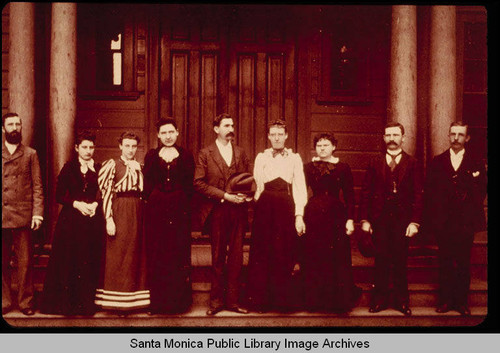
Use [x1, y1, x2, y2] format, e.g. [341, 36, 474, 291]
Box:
[159, 5, 297, 162]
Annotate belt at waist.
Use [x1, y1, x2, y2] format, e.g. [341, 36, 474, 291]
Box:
[115, 190, 142, 198]
[264, 178, 291, 192]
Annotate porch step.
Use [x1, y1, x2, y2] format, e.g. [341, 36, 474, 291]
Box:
[190, 281, 488, 307]
[3, 306, 487, 327]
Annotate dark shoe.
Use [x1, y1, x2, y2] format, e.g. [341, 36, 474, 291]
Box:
[436, 303, 453, 314]
[395, 303, 412, 316]
[2, 306, 13, 315]
[368, 303, 387, 313]
[21, 308, 35, 316]
[227, 306, 249, 314]
[206, 306, 224, 316]
[456, 305, 471, 316]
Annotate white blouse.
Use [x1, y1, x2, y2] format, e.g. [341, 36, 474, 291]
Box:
[253, 148, 308, 216]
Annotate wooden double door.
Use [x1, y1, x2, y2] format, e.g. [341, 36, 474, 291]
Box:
[157, 5, 298, 161]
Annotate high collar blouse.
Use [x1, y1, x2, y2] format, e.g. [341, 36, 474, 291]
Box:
[253, 148, 308, 216]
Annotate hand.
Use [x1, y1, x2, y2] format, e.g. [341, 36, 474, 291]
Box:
[106, 218, 116, 236]
[361, 221, 372, 234]
[224, 192, 246, 204]
[345, 219, 354, 236]
[31, 217, 42, 231]
[405, 223, 419, 238]
[73, 201, 93, 217]
[295, 215, 306, 236]
[88, 202, 98, 217]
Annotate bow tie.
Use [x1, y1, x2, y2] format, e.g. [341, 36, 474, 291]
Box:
[272, 149, 288, 158]
[121, 158, 141, 171]
[79, 158, 95, 174]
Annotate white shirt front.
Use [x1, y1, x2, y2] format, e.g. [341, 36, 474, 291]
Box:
[450, 148, 465, 171]
[215, 139, 233, 167]
[4, 141, 19, 155]
[385, 148, 403, 166]
[253, 148, 308, 216]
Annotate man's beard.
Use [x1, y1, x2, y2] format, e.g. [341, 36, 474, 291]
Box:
[5, 130, 22, 144]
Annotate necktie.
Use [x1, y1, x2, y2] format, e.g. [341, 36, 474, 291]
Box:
[272, 149, 288, 158]
[388, 153, 401, 171]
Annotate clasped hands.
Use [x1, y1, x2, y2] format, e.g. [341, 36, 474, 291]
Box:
[73, 200, 98, 218]
[223, 192, 252, 204]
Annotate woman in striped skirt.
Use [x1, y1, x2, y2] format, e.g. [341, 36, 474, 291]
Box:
[95, 132, 150, 314]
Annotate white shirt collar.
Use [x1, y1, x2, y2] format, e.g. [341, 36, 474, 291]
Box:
[78, 157, 95, 173]
[450, 148, 465, 171]
[386, 148, 402, 156]
[312, 155, 339, 164]
[450, 148, 465, 158]
[215, 139, 232, 150]
[4, 141, 19, 155]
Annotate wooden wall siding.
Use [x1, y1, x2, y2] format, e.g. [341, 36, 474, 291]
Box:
[200, 53, 218, 150]
[268, 55, 284, 125]
[159, 7, 226, 155]
[75, 6, 149, 166]
[237, 54, 256, 158]
[171, 52, 189, 142]
[76, 96, 147, 162]
[2, 4, 9, 115]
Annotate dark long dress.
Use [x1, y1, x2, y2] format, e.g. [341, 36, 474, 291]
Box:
[40, 159, 104, 315]
[246, 178, 298, 312]
[302, 160, 361, 313]
[143, 145, 194, 313]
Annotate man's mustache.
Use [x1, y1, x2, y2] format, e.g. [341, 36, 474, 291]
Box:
[226, 132, 235, 138]
[386, 141, 397, 146]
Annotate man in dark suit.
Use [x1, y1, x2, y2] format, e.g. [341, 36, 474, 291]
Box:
[2, 112, 44, 316]
[424, 122, 486, 316]
[359, 122, 423, 316]
[194, 113, 250, 315]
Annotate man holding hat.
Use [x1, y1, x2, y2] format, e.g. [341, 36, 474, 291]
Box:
[194, 113, 252, 315]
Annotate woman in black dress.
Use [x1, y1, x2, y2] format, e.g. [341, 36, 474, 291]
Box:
[302, 133, 361, 313]
[40, 131, 104, 315]
[143, 118, 195, 314]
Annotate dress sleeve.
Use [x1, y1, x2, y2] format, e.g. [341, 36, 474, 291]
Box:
[253, 153, 265, 201]
[292, 153, 308, 216]
[98, 159, 116, 220]
[55, 162, 74, 207]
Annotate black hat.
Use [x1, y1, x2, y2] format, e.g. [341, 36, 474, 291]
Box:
[225, 172, 256, 196]
[357, 230, 377, 258]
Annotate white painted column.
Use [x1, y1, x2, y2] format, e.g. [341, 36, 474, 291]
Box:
[429, 6, 456, 157]
[49, 3, 77, 175]
[8, 3, 35, 146]
[388, 5, 417, 156]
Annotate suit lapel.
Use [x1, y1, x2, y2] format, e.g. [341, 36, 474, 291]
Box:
[2, 142, 24, 162]
[209, 143, 230, 179]
[231, 145, 240, 169]
[396, 152, 409, 186]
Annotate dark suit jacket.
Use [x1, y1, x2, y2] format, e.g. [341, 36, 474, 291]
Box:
[359, 151, 423, 226]
[424, 149, 487, 234]
[193, 142, 250, 228]
[2, 142, 44, 228]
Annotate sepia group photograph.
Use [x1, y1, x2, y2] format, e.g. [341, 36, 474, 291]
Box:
[1, 2, 494, 339]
